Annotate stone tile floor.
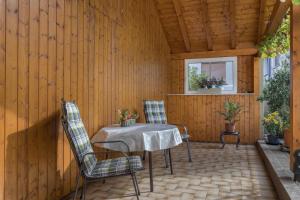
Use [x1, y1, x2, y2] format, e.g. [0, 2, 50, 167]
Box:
[74, 143, 278, 200]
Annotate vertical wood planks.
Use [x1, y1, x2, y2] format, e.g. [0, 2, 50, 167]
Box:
[5, 0, 18, 199]
[167, 94, 260, 144]
[0, 0, 5, 198]
[0, 0, 172, 199]
[17, 0, 29, 198]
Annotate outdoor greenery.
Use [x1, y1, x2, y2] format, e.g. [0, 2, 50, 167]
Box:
[263, 111, 284, 136]
[258, 15, 290, 58]
[118, 109, 139, 122]
[188, 67, 226, 90]
[257, 61, 290, 129]
[219, 101, 242, 124]
[293, 0, 300, 5]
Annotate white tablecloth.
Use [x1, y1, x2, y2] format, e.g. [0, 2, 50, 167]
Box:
[91, 123, 182, 152]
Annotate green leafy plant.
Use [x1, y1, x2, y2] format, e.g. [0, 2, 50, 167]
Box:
[118, 109, 139, 122]
[293, 0, 300, 5]
[258, 15, 290, 58]
[257, 61, 290, 128]
[219, 101, 242, 124]
[188, 68, 226, 90]
[263, 111, 284, 136]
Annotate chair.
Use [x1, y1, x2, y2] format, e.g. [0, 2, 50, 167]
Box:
[143, 100, 192, 162]
[61, 99, 144, 200]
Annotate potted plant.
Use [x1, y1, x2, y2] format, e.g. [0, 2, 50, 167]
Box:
[118, 109, 139, 127]
[219, 101, 242, 132]
[263, 111, 284, 145]
[257, 61, 290, 147]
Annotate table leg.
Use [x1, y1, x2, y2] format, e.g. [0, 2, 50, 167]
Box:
[148, 151, 153, 192]
[220, 132, 225, 148]
[168, 149, 173, 175]
[236, 134, 240, 149]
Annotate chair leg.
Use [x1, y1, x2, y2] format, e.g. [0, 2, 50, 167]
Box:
[164, 149, 169, 168]
[73, 172, 81, 200]
[131, 173, 140, 200]
[133, 173, 140, 195]
[80, 178, 87, 200]
[142, 150, 146, 161]
[186, 139, 192, 162]
[168, 149, 173, 175]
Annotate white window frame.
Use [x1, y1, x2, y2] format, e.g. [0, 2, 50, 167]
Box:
[184, 57, 238, 94]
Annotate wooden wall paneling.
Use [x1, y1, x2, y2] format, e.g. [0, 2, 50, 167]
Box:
[98, 1, 104, 128]
[83, 0, 89, 132]
[17, 0, 29, 198]
[88, 0, 95, 135]
[166, 94, 260, 144]
[38, 0, 49, 198]
[70, 0, 78, 190]
[63, 0, 71, 195]
[0, 0, 5, 198]
[93, 0, 100, 133]
[28, 0, 40, 198]
[55, 0, 64, 197]
[47, 0, 56, 198]
[1, 0, 172, 199]
[5, 0, 18, 199]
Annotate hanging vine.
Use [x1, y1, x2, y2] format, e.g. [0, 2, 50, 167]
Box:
[258, 15, 290, 58]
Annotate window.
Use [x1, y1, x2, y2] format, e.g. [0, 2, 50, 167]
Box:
[185, 57, 237, 94]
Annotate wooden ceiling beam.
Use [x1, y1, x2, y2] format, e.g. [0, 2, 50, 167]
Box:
[229, 0, 237, 49]
[171, 48, 258, 60]
[172, 0, 191, 52]
[257, 0, 266, 43]
[264, 0, 291, 37]
[200, 0, 213, 51]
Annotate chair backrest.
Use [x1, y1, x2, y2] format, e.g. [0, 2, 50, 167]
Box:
[61, 100, 96, 175]
[144, 100, 167, 124]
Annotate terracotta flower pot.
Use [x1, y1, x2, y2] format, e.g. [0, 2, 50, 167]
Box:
[284, 128, 291, 148]
[225, 123, 236, 132]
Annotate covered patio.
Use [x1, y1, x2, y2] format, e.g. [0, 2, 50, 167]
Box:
[0, 0, 300, 200]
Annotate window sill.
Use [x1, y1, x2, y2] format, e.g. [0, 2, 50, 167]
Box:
[167, 93, 255, 96]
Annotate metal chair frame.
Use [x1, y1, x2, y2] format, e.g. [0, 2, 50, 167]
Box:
[61, 100, 141, 200]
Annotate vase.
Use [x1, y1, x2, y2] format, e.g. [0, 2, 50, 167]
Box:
[225, 123, 236, 132]
[267, 134, 280, 145]
[121, 118, 136, 127]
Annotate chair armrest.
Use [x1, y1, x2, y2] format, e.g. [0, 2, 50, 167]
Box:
[170, 123, 188, 135]
[92, 140, 130, 153]
[91, 140, 136, 172]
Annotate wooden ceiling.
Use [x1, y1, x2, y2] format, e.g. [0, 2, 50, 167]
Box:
[154, 0, 289, 54]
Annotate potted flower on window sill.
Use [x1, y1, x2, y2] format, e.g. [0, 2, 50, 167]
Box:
[219, 101, 242, 132]
[118, 109, 139, 127]
[263, 111, 284, 145]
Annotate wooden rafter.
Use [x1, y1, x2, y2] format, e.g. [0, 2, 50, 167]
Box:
[229, 0, 236, 49]
[172, 0, 191, 52]
[171, 48, 258, 59]
[257, 0, 266, 43]
[200, 0, 213, 51]
[264, 0, 291, 37]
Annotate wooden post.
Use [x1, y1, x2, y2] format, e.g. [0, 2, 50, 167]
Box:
[290, 3, 300, 170]
[254, 57, 262, 139]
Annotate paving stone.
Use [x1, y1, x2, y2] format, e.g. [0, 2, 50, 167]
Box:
[66, 143, 278, 200]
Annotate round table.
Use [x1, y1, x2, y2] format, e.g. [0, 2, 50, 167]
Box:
[91, 123, 182, 192]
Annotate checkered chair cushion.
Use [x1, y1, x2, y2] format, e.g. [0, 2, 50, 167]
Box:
[89, 156, 144, 178]
[62, 101, 97, 175]
[144, 100, 167, 124]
